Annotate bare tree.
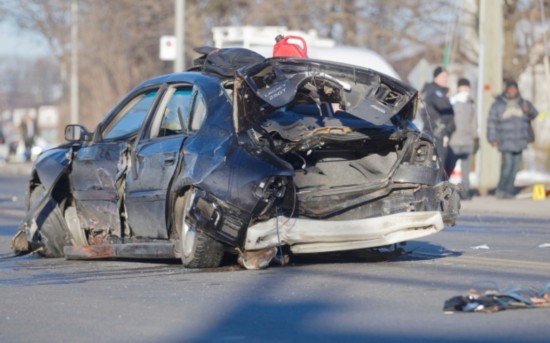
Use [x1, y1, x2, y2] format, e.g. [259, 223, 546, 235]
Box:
[1, 1, 176, 127]
[4, 0, 550, 128]
[453, 0, 550, 82]
[75, 0, 172, 127]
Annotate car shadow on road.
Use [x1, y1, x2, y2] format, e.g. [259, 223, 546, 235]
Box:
[397, 240, 462, 261]
[287, 240, 462, 267]
[0, 241, 462, 288]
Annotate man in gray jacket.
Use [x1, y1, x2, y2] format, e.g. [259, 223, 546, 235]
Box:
[487, 80, 537, 199]
[445, 78, 478, 200]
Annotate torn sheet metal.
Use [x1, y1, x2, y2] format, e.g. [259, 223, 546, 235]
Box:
[244, 211, 444, 254]
[11, 148, 74, 256]
[237, 247, 278, 270]
[10, 229, 29, 252]
[64, 242, 177, 260]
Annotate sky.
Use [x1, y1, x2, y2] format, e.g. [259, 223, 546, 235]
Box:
[0, 20, 51, 58]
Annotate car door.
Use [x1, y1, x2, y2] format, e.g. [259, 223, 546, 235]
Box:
[70, 88, 161, 241]
[124, 84, 199, 239]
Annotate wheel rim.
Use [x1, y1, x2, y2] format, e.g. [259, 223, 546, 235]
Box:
[181, 219, 196, 258]
[181, 191, 196, 259]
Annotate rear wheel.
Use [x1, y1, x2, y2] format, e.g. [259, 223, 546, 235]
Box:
[29, 184, 71, 257]
[178, 190, 224, 268]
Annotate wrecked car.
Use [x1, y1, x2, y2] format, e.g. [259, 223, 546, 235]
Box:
[11, 47, 459, 269]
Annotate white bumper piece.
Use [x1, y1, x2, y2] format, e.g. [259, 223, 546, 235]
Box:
[244, 211, 445, 254]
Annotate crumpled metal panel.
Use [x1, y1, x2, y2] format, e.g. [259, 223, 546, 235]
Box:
[32, 148, 72, 192]
[237, 58, 418, 125]
[70, 142, 130, 241]
[244, 211, 445, 253]
[64, 242, 177, 260]
[75, 200, 121, 241]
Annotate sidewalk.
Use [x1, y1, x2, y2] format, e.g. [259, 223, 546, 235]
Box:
[1, 161, 549, 220]
[0, 161, 33, 177]
[460, 194, 550, 219]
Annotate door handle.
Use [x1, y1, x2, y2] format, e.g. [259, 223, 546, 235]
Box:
[164, 152, 177, 165]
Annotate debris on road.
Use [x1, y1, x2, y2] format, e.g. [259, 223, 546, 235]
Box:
[470, 244, 490, 250]
[538, 243, 550, 248]
[443, 282, 550, 313]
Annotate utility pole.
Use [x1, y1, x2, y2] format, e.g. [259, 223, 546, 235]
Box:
[174, 0, 185, 72]
[477, 0, 503, 195]
[70, 0, 79, 124]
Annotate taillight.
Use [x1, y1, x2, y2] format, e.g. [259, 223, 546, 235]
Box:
[413, 142, 434, 165]
[255, 176, 288, 202]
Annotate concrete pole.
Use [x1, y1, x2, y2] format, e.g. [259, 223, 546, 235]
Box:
[476, 0, 503, 195]
[174, 0, 185, 72]
[539, 0, 550, 100]
[70, 0, 79, 124]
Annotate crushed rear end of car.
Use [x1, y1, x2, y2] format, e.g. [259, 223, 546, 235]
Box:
[232, 58, 459, 267]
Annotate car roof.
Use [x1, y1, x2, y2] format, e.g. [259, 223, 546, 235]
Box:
[130, 71, 226, 92]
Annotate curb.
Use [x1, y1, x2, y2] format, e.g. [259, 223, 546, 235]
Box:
[0, 163, 32, 177]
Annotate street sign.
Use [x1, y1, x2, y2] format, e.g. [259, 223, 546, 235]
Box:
[160, 35, 176, 61]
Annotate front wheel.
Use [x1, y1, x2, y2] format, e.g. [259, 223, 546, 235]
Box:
[29, 184, 71, 257]
[178, 190, 224, 268]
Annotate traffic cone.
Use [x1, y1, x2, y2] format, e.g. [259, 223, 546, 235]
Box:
[449, 160, 462, 184]
[532, 184, 546, 200]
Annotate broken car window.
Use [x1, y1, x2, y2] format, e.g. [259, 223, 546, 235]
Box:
[189, 91, 207, 132]
[158, 87, 194, 137]
[102, 90, 159, 140]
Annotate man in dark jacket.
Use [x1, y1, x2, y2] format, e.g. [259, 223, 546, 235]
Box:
[20, 113, 36, 162]
[421, 66, 455, 168]
[487, 80, 537, 199]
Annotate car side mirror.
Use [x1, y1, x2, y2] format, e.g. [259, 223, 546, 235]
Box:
[65, 124, 91, 143]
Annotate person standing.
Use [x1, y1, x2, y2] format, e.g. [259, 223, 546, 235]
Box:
[20, 113, 36, 162]
[445, 78, 478, 200]
[421, 66, 456, 168]
[487, 80, 538, 199]
[0, 121, 6, 164]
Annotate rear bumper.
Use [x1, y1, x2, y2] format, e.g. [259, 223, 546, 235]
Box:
[244, 211, 444, 253]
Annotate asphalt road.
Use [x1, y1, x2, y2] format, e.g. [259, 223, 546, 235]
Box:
[1, 175, 549, 343]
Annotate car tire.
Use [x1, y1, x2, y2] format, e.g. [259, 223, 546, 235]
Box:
[29, 184, 71, 257]
[179, 190, 224, 268]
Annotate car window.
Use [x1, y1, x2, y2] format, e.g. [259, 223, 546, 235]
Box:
[102, 90, 158, 140]
[190, 92, 207, 132]
[158, 87, 193, 137]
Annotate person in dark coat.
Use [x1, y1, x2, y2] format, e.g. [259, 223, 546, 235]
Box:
[445, 78, 478, 199]
[20, 113, 36, 162]
[487, 80, 538, 199]
[421, 66, 455, 169]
